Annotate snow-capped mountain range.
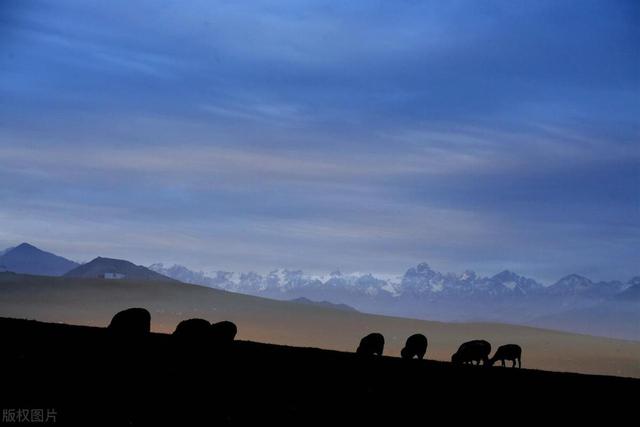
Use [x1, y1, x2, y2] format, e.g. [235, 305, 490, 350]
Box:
[149, 262, 639, 340]
[0, 242, 637, 340]
[150, 262, 633, 302]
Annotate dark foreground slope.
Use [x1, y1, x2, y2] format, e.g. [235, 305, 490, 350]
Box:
[0, 317, 637, 426]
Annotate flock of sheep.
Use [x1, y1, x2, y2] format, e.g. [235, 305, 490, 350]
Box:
[109, 307, 238, 344]
[108, 307, 522, 368]
[357, 332, 522, 368]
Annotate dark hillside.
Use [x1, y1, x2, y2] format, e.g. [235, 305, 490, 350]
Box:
[0, 243, 78, 276]
[63, 257, 175, 281]
[0, 317, 637, 425]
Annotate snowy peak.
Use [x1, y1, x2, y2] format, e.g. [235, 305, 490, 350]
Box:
[615, 283, 640, 302]
[627, 276, 640, 287]
[459, 270, 477, 282]
[555, 274, 593, 287]
[488, 270, 543, 295]
[414, 262, 437, 277]
[401, 262, 445, 295]
[491, 270, 520, 282]
[330, 270, 342, 277]
[265, 269, 317, 292]
[149, 263, 209, 284]
[398, 265, 543, 297]
[547, 274, 594, 295]
[147, 261, 636, 303]
[547, 274, 625, 297]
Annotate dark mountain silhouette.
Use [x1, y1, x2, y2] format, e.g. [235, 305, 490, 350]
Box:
[0, 242, 78, 276]
[289, 297, 358, 312]
[64, 257, 176, 281]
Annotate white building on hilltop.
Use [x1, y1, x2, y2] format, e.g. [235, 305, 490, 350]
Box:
[102, 272, 126, 279]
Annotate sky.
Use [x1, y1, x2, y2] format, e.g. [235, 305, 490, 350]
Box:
[0, 0, 638, 283]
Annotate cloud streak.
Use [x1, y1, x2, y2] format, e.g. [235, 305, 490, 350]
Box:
[0, 0, 638, 281]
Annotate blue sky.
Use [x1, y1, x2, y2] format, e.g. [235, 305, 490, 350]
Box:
[1, 1, 638, 282]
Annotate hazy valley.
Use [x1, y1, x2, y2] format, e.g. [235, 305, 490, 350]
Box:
[149, 261, 640, 341]
[2, 242, 638, 342]
[1, 270, 639, 378]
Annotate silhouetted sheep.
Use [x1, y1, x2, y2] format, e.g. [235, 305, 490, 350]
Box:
[173, 318, 211, 341]
[210, 320, 237, 344]
[489, 344, 522, 368]
[451, 340, 491, 366]
[356, 332, 384, 356]
[108, 308, 151, 336]
[401, 334, 428, 360]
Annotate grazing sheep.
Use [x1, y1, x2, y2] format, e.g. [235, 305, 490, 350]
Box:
[173, 318, 211, 341]
[401, 334, 428, 360]
[210, 321, 237, 344]
[108, 308, 151, 336]
[489, 344, 522, 368]
[451, 340, 491, 366]
[356, 333, 385, 356]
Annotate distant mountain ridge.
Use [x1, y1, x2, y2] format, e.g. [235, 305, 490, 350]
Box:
[0, 243, 79, 276]
[65, 257, 175, 282]
[289, 297, 358, 313]
[0, 247, 13, 257]
[3, 243, 630, 300]
[149, 262, 634, 302]
[1, 243, 636, 339]
[150, 262, 638, 340]
[0, 243, 176, 282]
[615, 283, 640, 302]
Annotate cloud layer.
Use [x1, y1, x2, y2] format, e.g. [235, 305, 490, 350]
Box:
[1, 0, 638, 281]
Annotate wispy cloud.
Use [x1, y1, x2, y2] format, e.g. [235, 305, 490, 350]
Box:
[0, 0, 638, 281]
